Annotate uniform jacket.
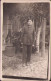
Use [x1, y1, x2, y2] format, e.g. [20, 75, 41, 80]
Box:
[22, 24, 34, 45]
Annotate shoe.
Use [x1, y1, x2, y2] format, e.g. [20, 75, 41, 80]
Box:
[27, 62, 30, 66]
[22, 63, 26, 67]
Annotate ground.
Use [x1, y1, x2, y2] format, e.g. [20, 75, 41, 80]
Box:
[2, 46, 48, 79]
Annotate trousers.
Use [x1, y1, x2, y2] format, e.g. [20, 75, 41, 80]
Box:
[22, 45, 32, 64]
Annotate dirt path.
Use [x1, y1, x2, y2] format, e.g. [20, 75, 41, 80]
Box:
[2, 47, 48, 79]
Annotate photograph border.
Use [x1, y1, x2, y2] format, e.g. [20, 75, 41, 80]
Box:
[1, 0, 50, 80]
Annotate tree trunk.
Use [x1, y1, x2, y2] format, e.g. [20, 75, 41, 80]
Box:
[41, 18, 46, 56]
[36, 26, 41, 54]
[36, 16, 42, 54]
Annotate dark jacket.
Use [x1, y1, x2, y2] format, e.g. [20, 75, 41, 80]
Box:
[22, 24, 34, 45]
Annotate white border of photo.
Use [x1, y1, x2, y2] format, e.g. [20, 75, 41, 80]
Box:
[1, 0, 50, 80]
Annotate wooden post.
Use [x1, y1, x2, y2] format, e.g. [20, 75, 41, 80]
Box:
[41, 18, 46, 56]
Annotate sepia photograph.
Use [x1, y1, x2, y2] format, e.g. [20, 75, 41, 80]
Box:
[2, 1, 50, 80]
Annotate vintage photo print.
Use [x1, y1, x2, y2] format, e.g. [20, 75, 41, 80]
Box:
[1, 0, 50, 80]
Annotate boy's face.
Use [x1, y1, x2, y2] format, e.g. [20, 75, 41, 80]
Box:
[27, 20, 33, 26]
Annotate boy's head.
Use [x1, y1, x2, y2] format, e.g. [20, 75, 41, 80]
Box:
[27, 19, 33, 26]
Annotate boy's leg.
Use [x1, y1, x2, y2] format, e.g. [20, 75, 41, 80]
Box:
[22, 45, 27, 65]
[27, 45, 32, 63]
